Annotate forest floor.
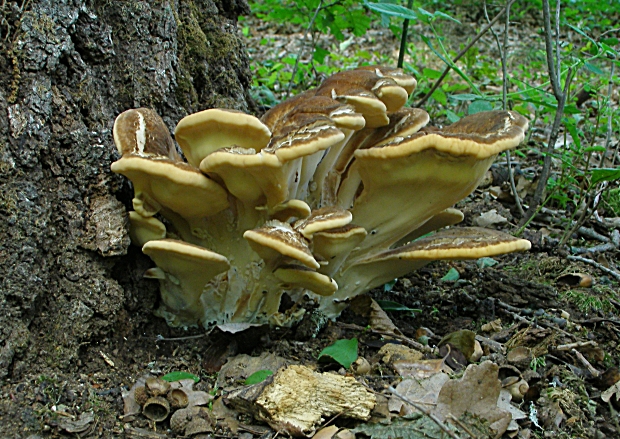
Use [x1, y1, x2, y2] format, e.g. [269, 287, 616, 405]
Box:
[1, 6, 619, 439]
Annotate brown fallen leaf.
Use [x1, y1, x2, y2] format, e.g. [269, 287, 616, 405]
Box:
[388, 373, 450, 415]
[433, 361, 512, 438]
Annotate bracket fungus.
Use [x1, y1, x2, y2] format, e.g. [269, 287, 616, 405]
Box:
[111, 66, 532, 328]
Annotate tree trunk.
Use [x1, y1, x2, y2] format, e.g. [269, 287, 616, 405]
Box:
[0, 0, 253, 382]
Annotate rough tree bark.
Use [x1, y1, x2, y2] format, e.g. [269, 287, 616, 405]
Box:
[0, 0, 253, 386]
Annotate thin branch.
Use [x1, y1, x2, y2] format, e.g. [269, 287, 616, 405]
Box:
[566, 255, 620, 281]
[415, 0, 516, 107]
[285, 0, 323, 99]
[397, 0, 414, 68]
[518, 65, 574, 227]
[485, 1, 524, 216]
[543, 0, 561, 96]
[388, 386, 461, 439]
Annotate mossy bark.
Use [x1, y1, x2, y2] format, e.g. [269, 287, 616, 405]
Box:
[0, 0, 253, 379]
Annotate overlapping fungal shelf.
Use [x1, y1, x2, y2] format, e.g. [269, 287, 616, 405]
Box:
[111, 66, 531, 328]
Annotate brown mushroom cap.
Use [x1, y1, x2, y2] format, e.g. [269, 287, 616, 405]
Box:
[353, 227, 530, 286]
[243, 220, 319, 269]
[129, 211, 167, 247]
[113, 108, 181, 161]
[294, 206, 353, 239]
[327, 227, 531, 315]
[111, 156, 229, 220]
[274, 264, 338, 296]
[143, 239, 230, 325]
[347, 110, 529, 259]
[175, 109, 272, 167]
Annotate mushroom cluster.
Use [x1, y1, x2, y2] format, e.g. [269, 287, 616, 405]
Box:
[111, 66, 531, 329]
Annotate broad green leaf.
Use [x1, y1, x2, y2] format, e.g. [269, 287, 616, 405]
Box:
[591, 168, 620, 185]
[313, 46, 330, 64]
[244, 370, 273, 385]
[318, 338, 358, 369]
[445, 109, 460, 123]
[161, 371, 200, 383]
[422, 67, 442, 79]
[441, 267, 460, 282]
[584, 61, 604, 75]
[363, 2, 418, 20]
[468, 100, 493, 115]
[431, 88, 447, 106]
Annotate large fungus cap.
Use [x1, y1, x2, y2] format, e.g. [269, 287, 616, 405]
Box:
[175, 109, 272, 168]
[113, 108, 181, 161]
[265, 114, 345, 163]
[331, 227, 531, 311]
[243, 220, 319, 269]
[111, 156, 229, 220]
[315, 68, 408, 113]
[294, 206, 353, 239]
[128, 211, 167, 247]
[274, 264, 338, 296]
[356, 65, 418, 94]
[142, 239, 230, 318]
[347, 110, 529, 259]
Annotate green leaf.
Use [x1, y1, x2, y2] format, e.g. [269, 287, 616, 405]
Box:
[363, 2, 418, 20]
[422, 67, 442, 79]
[450, 93, 482, 101]
[441, 267, 460, 282]
[445, 109, 460, 123]
[584, 61, 604, 75]
[161, 371, 200, 383]
[383, 279, 397, 292]
[433, 10, 460, 24]
[431, 88, 447, 106]
[468, 100, 493, 115]
[584, 146, 606, 153]
[565, 121, 581, 150]
[313, 46, 330, 64]
[376, 300, 421, 313]
[477, 257, 498, 268]
[591, 168, 620, 185]
[318, 338, 358, 369]
[244, 370, 273, 385]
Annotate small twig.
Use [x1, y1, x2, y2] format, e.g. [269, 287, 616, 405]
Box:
[570, 242, 617, 255]
[555, 340, 597, 351]
[336, 322, 432, 352]
[154, 333, 208, 342]
[566, 255, 620, 281]
[388, 386, 461, 439]
[475, 335, 505, 354]
[571, 348, 601, 378]
[415, 0, 516, 107]
[446, 414, 478, 438]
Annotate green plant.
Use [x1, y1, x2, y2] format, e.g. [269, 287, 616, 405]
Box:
[530, 355, 546, 372]
[560, 288, 614, 314]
